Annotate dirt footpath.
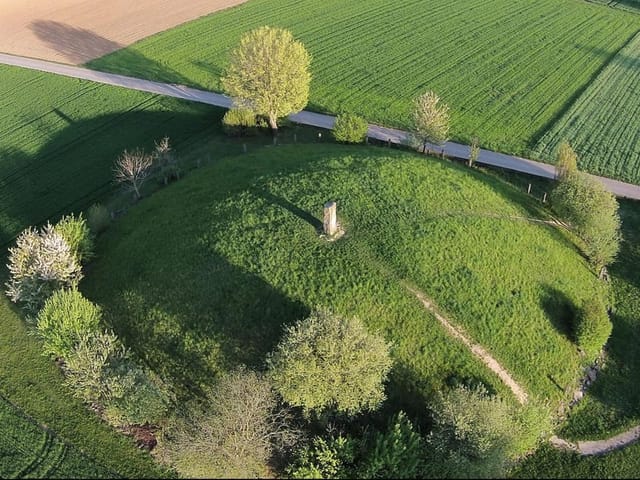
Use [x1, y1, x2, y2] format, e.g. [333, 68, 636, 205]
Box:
[0, 0, 247, 64]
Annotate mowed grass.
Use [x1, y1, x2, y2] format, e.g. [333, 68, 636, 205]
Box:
[535, 32, 640, 184]
[83, 145, 602, 419]
[88, 0, 638, 157]
[0, 396, 118, 479]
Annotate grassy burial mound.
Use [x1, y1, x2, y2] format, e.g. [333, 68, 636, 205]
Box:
[83, 145, 604, 419]
[535, 31, 640, 185]
[88, 0, 638, 158]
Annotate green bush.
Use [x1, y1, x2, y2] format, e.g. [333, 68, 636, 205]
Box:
[575, 297, 612, 359]
[333, 113, 369, 143]
[267, 308, 393, 417]
[86, 204, 110, 235]
[103, 358, 170, 427]
[358, 411, 424, 479]
[36, 289, 102, 360]
[222, 108, 258, 136]
[64, 329, 125, 404]
[54, 213, 94, 263]
[287, 434, 358, 479]
[426, 385, 520, 479]
[5, 225, 83, 315]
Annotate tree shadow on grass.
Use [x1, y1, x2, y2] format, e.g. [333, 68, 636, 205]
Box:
[539, 284, 577, 342]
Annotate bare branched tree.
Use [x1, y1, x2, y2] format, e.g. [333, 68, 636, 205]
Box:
[114, 148, 153, 200]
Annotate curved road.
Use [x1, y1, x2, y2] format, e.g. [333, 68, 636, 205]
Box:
[2, 52, 639, 200]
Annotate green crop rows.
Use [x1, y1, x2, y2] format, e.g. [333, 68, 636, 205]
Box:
[89, 0, 638, 159]
[535, 31, 640, 184]
[0, 396, 117, 479]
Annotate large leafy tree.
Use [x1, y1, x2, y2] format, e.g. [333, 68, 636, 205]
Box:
[555, 141, 578, 181]
[267, 308, 392, 416]
[221, 26, 311, 132]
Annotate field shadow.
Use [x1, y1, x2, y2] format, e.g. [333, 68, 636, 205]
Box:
[29, 20, 123, 64]
[540, 285, 577, 341]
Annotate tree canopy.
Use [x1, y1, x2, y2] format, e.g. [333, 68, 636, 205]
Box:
[221, 26, 311, 131]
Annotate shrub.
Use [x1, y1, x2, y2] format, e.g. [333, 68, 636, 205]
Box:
[551, 172, 621, 270]
[333, 113, 368, 143]
[154, 137, 181, 185]
[86, 203, 111, 235]
[5, 225, 82, 315]
[64, 329, 125, 404]
[426, 385, 520, 479]
[267, 308, 393, 417]
[287, 434, 358, 479]
[36, 289, 102, 360]
[158, 367, 298, 478]
[103, 358, 170, 427]
[54, 213, 94, 263]
[222, 108, 258, 136]
[575, 297, 612, 358]
[358, 411, 424, 479]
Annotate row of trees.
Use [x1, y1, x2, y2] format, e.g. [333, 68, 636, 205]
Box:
[5, 213, 170, 429]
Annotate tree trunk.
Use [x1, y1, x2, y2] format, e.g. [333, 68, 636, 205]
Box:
[268, 113, 278, 134]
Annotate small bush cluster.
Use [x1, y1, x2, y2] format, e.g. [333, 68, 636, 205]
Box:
[333, 113, 368, 143]
[222, 108, 259, 136]
[5, 217, 89, 314]
[574, 297, 612, 359]
[86, 203, 110, 235]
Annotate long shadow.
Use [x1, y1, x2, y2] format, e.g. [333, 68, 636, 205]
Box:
[0, 100, 224, 248]
[251, 187, 323, 231]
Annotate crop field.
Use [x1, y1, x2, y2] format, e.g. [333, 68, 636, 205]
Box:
[0, 396, 117, 479]
[534, 31, 640, 184]
[0, 64, 223, 247]
[89, 0, 638, 158]
[83, 145, 603, 419]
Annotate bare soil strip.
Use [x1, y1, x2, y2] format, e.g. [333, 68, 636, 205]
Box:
[407, 285, 529, 405]
[0, 0, 248, 64]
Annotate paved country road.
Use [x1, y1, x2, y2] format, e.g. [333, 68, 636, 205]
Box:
[2, 52, 640, 201]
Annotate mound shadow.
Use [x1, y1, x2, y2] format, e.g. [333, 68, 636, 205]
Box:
[0, 103, 224, 249]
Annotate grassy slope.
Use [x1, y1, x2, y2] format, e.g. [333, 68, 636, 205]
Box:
[82, 145, 601, 420]
[0, 396, 118, 479]
[535, 31, 640, 184]
[87, 0, 637, 158]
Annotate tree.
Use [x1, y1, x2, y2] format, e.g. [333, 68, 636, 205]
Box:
[555, 141, 578, 180]
[412, 91, 450, 153]
[36, 289, 102, 360]
[114, 148, 153, 200]
[5, 224, 82, 314]
[158, 367, 299, 478]
[53, 213, 94, 263]
[221, 26, 311, 132]
[154, 137, 180, 185]
[551, 172, 621, 270]
[267, 308, 393, 416]
[333, 113, 369, 143]
[468, 137, 480, 167]
[426, 385, 519, 479]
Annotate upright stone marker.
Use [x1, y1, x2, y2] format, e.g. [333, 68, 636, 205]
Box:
[323, 201, 337, 236]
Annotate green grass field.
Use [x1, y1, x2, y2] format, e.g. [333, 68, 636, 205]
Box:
[0, 396, 118, 479]
[534, 31, 640, 184]
[81, 145, 604, 426]
[87, 0, 638, 159]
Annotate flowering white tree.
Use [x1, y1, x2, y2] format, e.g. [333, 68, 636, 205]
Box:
[6, 224, 82, 314]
